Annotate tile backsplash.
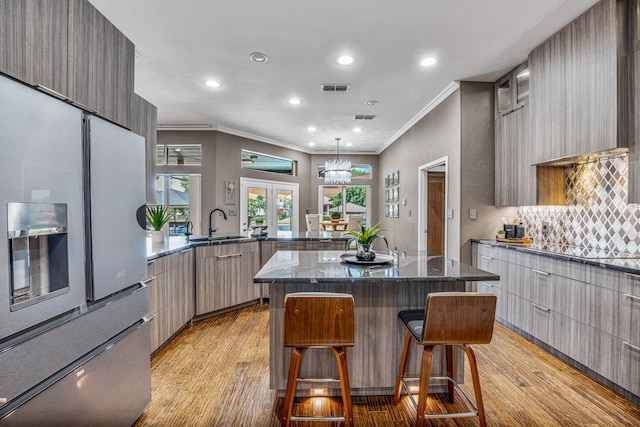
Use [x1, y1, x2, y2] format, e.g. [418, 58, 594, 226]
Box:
[519, 155, 640, 254]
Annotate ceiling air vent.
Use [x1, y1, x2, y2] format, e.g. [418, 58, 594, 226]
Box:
[321, 84, 351, 92]
[353, 115, 376, 120]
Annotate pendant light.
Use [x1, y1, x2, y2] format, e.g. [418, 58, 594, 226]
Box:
[324, 138, 351, 184]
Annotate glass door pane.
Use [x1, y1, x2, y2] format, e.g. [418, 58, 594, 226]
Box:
[247, 186, 268, 229]
[276, 189, 293, 233]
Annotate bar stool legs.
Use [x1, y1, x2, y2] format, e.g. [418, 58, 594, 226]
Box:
[281, 292, 355, 427]
[393, 293, 497, 427]
[394, 335, 488, 427]
[281, 346, 353, 427]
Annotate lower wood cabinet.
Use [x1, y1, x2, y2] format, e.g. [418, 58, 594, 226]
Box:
[195, 241, 260, 316]
[147, 249, 194, 354]
[473, 242, 640, 399]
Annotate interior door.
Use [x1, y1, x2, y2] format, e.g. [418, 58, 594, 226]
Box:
[427, 171, 445, 256]
[240, 178, 298, 237]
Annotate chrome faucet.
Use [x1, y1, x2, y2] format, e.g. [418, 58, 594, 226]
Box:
[208, 208, 228, 237]
[185, 220, 193, 237]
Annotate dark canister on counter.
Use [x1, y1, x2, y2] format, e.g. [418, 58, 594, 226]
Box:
[516, 224, 525, 239]
[503, 224, 517, 239]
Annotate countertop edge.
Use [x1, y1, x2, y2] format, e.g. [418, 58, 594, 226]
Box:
[471, 239, 640, 275]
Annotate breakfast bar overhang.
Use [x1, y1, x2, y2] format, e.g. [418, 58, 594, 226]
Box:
[253, 250, 500, 396]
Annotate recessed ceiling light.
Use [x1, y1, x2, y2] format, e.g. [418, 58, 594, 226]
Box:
[353, 127, 362, 133]
[365, 100, 378, 106]
[420, 57, 437, 67]
[288, 98, 301, 105]
[308, 142, 315, 146]
[204, 80, 221, 88]
[346, 143, 353, 147]
[250, 52, 268, 63]
[308, 126, 316, 132]
[337, 55, 354, 65]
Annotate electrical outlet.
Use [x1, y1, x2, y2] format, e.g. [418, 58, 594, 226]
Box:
[469, 208, 477, 219]
[542, 221, 550, 235]
[447, 209, 454, 219]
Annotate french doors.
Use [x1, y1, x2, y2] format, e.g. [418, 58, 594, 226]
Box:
[240, 178, 299, 237]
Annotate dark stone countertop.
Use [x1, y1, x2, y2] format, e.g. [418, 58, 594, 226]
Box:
[147, 232, 349, 260]
[472, 239, 640, 275]
[253, 250, 500, 284]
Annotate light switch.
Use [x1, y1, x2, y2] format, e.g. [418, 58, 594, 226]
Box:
[447, 209, 454, 219]
[469, 208, 477, 219]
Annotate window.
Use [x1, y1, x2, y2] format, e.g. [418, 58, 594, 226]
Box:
[318, 164, 371, 179]
[319, 185, 371, 225]
[153, 175, 201, 236]
[156, 145, 202, 166]
[242, 150, 296, 175]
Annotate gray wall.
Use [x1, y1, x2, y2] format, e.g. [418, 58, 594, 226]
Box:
[157, 82, 515, 260]
[378, 82, 515, 263]
[157, 131, 312, 235]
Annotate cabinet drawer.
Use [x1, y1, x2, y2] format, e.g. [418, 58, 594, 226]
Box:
[528, 267, 553, 308]
[478, 281, 507, 321]
[618, 338, 640, 396]
[619, 291, 640, 344]
[147, 256, 168, 276]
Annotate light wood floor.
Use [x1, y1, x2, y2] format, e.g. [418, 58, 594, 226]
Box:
[133, 304, 640, 426]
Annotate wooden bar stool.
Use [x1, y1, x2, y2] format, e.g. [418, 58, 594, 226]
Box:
[282, 292, 355, 427]
[393, 292, 497, 427]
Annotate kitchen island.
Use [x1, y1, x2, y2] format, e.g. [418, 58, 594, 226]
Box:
[254, 250, 499, 396]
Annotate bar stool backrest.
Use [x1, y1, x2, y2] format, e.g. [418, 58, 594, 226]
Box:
[420, 292, 496, 345]
[284, 292, 355, 348]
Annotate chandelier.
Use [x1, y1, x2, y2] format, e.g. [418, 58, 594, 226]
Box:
[324, 138, 351, 184]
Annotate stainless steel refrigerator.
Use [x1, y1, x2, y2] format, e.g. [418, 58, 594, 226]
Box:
[0, 75, 151, 425]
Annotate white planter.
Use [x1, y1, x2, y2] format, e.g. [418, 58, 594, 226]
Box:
[151, 230, 164, 243]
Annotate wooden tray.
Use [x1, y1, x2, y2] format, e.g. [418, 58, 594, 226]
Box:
[496, 237, 532, 244]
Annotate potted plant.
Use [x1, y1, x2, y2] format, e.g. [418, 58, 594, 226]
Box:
[497, 229, 506, 240]
[331, 211, 341, 223]
[344, 222, 389, 261]
[146, 205, 171, 243]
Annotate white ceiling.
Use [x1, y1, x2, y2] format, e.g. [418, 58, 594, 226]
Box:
[88, 0, 599, 154]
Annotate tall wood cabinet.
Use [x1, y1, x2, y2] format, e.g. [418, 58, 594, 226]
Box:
[195, 241, 261, 316]
[0, 0, 69, 95]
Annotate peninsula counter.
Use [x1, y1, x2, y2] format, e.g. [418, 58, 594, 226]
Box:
[253, 250, 499, 396]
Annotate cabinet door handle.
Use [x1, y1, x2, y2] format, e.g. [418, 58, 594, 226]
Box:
[624, 293, 640, 303]
[481, 282, 494, 288]
[179, 249, 190, 255]
[318, 239, 332, 243]
[481, 255, 492, 261]
[532, 269, 550, 277]
[144, 313, 157, 322]
[532, 302, 550, 312]
[624, 272, 640, 281]
[142, 276, 156, 285]
[217, 253, 242, 259]
[623, 341, 640, 352]
[36, 84, 66, 100]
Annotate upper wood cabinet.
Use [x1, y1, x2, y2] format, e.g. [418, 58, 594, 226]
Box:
[494, 62, 529, 118]
[495, 105, 535, 206]
[529, 29, 568, 164]
[0, 0, 135, 129]
[68, 0, 134, 129]
[529, 0, 621, 164]
[0, 0, 69, 95]
[132, 94, 158, 203]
